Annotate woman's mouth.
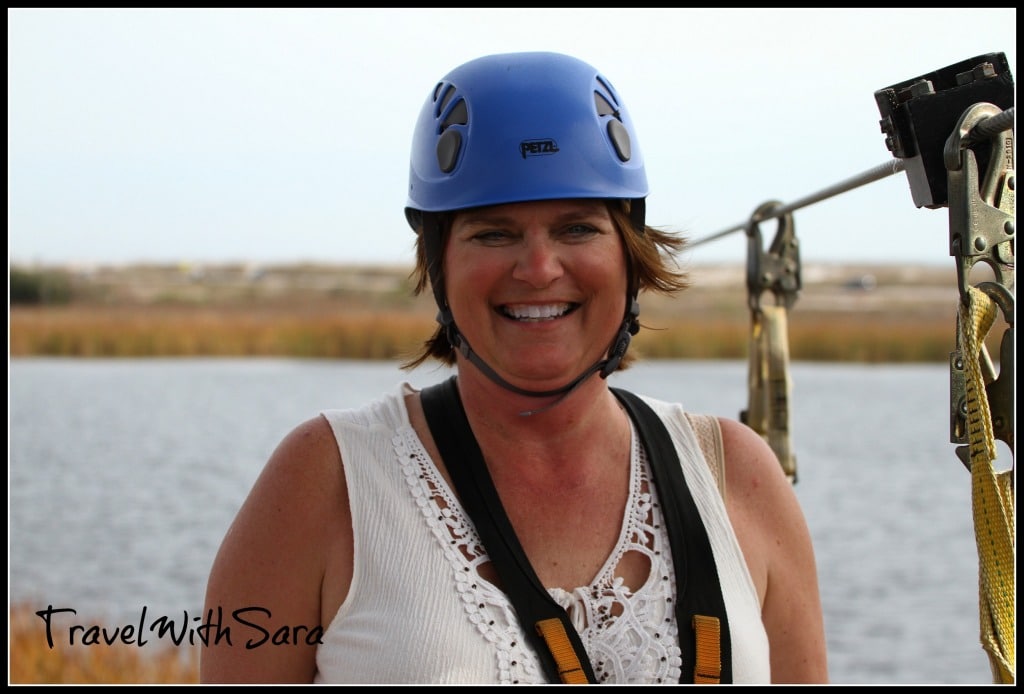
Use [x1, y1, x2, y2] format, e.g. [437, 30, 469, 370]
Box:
[499, 302, 578, 322]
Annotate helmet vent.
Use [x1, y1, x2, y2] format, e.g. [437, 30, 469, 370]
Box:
[607, 120, 631, 162]
[435, 95, 468, 174]
[428, 80, 469, 174]
[441, 98, 468, 129]
[594, 91, 619, 118]
[433, 83, 455, 116]
[595, 89, 631, 163]
[437, 130, 462, 173]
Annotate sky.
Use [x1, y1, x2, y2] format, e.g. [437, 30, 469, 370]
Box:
[8, 8, 1017, 269]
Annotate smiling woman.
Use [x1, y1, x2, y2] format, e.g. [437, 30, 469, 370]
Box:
[451, 201, 625, 354]
[198, 51, 829, 685]
[430, 200, 636, 397]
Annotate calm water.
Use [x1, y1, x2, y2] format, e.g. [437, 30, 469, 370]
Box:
[9, 358, 997, 684]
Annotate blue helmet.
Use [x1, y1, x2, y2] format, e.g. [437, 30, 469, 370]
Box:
[404, 52, 648, 228]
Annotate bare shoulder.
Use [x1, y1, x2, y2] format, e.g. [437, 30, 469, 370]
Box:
[716, 416, 810, 576]
[716, 417, 795, 502]
[716, 417, 793, 591]
[265, 414, 346, 493]
[200, 415, 350, 683]
[236, 415, 348, 534]
[716, 417, 829, 683]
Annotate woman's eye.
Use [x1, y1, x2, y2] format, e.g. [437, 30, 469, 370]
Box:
[472, 229, 513, 243]
[562, 224, 598, 239]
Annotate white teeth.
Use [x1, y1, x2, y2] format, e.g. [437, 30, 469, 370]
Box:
[505, 303, 571, 320]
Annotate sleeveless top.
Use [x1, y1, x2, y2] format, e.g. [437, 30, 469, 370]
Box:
[313, 383, 770, 684]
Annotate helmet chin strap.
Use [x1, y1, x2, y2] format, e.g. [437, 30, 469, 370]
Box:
[437, 298, 639, 416]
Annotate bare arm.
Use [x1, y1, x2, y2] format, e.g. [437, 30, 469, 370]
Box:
[719, 417, 829, 684]
[200, 415, 352, 683]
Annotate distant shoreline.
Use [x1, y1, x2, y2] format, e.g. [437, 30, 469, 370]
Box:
[10, 261, 980, 362]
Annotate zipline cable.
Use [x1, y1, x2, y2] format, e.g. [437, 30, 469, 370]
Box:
[689, 106, 1014, 251]
[688, 159, 906, 249]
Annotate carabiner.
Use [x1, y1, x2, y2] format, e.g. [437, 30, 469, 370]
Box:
[744, 200, 801, 313]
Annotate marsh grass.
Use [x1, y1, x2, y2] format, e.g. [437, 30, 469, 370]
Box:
[9, 305, 438, 360]
[11, 261, 988, 363]
[9, 603, 199, 684]
[10, 304, 968, 363]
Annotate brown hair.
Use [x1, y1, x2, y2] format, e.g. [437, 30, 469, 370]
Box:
[400, 201, 689, 370]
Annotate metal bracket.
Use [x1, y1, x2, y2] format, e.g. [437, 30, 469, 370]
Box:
[875, 52, 1014, 208]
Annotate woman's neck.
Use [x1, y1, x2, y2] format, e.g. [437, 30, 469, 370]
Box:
[453, 365, 629, 470]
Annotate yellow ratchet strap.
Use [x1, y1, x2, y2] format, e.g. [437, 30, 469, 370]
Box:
[959, 286, 1015, 684]
[535, 618, 590, 684]
[692, 615, 722, 684]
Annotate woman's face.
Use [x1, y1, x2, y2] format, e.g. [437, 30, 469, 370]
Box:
[445, 198, 628, 390]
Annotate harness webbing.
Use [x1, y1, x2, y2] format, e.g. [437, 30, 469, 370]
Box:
[419, 377, 732, 683]
[693, 615, 723, 684]
[958, 286, 1015, 684]
[420, 377, 598, 684]
[613, 388, 733, 684]
[535, 618, 591, 684]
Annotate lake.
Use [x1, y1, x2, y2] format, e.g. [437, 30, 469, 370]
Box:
[8, 357, 998, 684]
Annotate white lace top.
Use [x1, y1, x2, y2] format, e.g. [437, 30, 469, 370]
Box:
[314, 383, 769, 684]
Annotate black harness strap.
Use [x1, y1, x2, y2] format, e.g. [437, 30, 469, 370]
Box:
[421, 377, 598, 684]
[420, 376, 732, 683]
[611, 388, 732, 684]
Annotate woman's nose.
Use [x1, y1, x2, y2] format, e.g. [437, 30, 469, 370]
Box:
[511, 236, 564, 288]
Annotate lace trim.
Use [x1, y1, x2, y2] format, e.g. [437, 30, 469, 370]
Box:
[395, 421, 681, 684]
[395, 427, 540, 684]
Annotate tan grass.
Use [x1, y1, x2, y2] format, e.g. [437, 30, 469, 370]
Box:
[9, 302, 991, 363]
[11, 261, 988, 363]
[9, 305, 437, 360]
[9, 603, 199, 684]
